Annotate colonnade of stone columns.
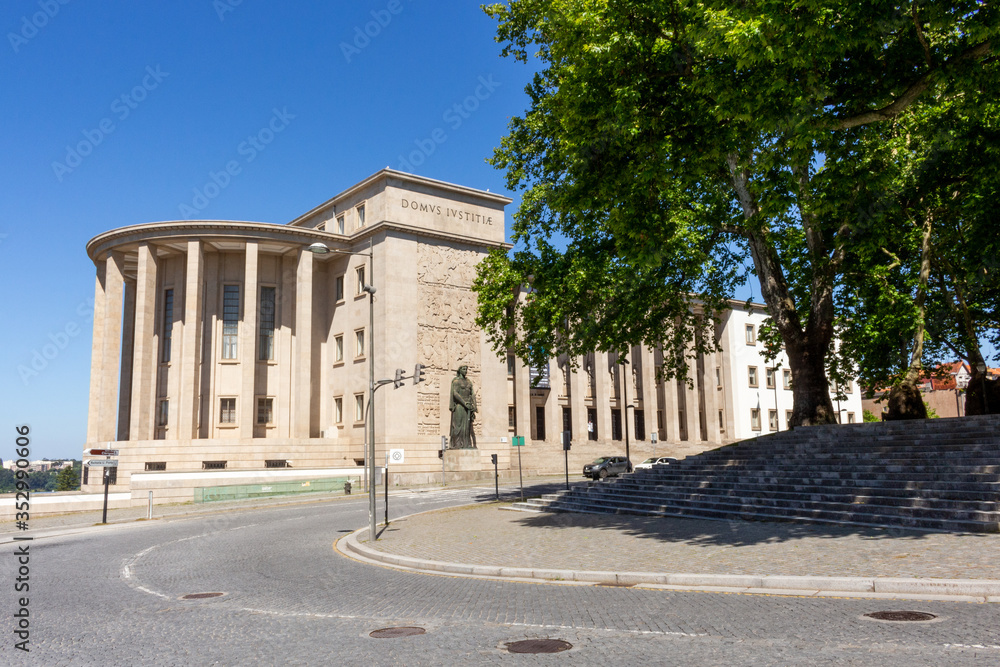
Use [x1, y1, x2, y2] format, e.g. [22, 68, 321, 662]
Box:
[85, 238, 319, 445]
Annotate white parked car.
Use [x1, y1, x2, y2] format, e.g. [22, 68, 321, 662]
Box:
[634, 456, 677, 470]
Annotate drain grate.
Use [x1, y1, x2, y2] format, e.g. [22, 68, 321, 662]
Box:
[865, 611, 937, 622]
[507, 639, 573, 654]
[369, 626, 426, 638]
[181, 592, 224, 600]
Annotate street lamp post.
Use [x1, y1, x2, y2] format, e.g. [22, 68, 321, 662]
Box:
[308, 236, 378, 541]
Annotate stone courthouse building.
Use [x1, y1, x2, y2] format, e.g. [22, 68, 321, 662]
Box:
[82, 169, 861, 502]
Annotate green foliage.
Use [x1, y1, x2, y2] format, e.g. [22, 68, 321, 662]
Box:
[863, 409, 881, 423]
[477, 0, 997, 425]
[55, 465, 81, 491]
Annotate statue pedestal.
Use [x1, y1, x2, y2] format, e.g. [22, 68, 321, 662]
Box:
[443, 449, 481, 474]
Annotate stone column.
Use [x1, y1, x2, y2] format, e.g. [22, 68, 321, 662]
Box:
[544, 362, 561, 443]
[292, 248, 313, 438]
[178, 240, 204, 439]
[702, 350, 722, 444]
[515, 359, 531, 440]
[85, 263, 108, 444]
[130, 243, 158, 441]
[685, 355, 702, 441]
[569, 356, 587, 445]
[660, 348, 681, 443]
[594, 352, 613, 443]
[639, 345, 657, 443]
[239, 242, 259, 438]
[98, 252, 126, 443]
[116, 279, 136, 441]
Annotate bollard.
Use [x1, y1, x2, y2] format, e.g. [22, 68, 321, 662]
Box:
[147, 491, 153, 520]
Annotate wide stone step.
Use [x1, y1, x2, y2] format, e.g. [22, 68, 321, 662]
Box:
[544, 496, 1000, 533]
[607, 478, 1000, 502]
[646, 462, 1000, 476]
[636, 469, 1000, 485]
[565, 487, 1000, 521]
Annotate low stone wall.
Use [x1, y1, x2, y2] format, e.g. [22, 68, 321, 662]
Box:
[0, 492, 132, 520]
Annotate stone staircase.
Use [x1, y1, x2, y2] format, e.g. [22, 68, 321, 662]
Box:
[510, 415, 1000, 533]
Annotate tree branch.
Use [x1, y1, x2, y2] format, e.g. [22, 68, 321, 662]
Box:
[830, 40, 992, 130]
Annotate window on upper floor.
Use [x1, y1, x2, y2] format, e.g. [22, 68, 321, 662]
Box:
[222, 285, 240, 359]
[748, 366, 758, 388]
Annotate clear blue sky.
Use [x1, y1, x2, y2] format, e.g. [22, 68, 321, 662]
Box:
[0, 0, 539, 460]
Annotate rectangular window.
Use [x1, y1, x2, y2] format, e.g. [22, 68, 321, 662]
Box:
[256, 397, 273, 425]
[161, 289, 174, 362]
[535, 405, 546, 441]
[355, 329, 365, 357]
[634, 409, 645, 441]
[768, 409, 778, 431]
[719, 409, 725, 433]
[563, 407, 572, 440]
[748, 366, 758, 388]
[158, 400, 169, 427]
[783, 369, 792, 389]
[766, 367, 775, 389]
[335, 275, 344, 301]
[222, 285, 240, 359]
[202, 460, 227, 470]
[355, 394, 365, 422]
[508, 406, 516, 429]
[786, 410, 793, 425]
[335, 335, 344, 362]
[507, 354, 516, 377]
[144, 461, 166, 471]
[336, 215, 345, 234]
[219, 398, 236, 424]
[611, 409, 622, 441]
[715, 367, 722, 388]
[356, 204, 365, 228]
[847, 412, 856, 424]
[264, 459, 288, 468]
[745, 324, 756, 345]
[334, 397, 343, 424]
[356, 266, 366, 295]
[751, 408, 761, 431]
[587, 408, 598, 440]
[259, 286, 276, 361]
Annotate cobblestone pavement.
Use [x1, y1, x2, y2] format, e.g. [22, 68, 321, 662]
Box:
[366, 501, 1000, 580]
[3, 481, 999, 665]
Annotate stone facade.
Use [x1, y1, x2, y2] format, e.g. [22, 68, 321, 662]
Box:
[81, 169, 862, 502]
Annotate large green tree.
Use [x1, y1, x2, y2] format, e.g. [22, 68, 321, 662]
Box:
[474, 0, 996, 426]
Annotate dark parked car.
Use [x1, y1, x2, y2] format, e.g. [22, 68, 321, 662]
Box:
[583, 456, 632, 480]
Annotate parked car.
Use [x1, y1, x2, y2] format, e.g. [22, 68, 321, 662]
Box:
[634, 456, 678, 470]
[583, 456, 632, 480]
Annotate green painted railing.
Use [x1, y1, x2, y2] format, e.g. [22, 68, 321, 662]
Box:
[193, 477, 352, 503]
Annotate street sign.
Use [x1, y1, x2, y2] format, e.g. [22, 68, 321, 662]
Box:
[512, 436, 525, 447]
[87, 449, 119, 456]
[388, 449, 405, 464]
[86, 459, 119, 467]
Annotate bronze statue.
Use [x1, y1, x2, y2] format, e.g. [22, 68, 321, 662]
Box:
[448, 365, 477, 449]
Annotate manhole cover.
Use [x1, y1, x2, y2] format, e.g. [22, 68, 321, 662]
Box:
[369, 626, 426, 638]
[507, 639, 573, 654]
[865, 611, 937, 622]
[180, 592, 225, 600]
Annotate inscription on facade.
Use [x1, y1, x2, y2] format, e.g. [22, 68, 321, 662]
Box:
[401, 198, 493, 225]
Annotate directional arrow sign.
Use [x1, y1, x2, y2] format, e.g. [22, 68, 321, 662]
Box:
[87, 449, 119, 456]
[86, 459, 119, 467]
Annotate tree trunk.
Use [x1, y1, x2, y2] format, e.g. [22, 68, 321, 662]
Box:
[886, 212, 932, 420]
[728, 154, 838, 427]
